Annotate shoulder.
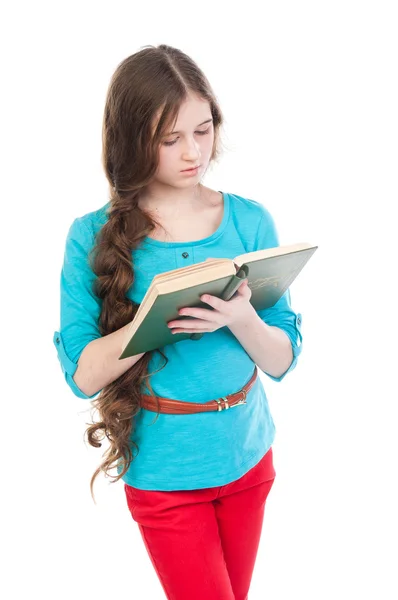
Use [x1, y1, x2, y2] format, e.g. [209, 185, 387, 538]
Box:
[225, 192, 280, 249]
[227, 192, 274, 223]
[65, 202, 110, 250]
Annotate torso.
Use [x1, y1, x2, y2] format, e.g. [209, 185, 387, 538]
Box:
[144, 189, 224, 243]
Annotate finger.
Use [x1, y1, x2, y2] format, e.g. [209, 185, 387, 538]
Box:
[236, 279, 251, 296]
[200, 293, 225, 311]
[168, 317, 208, 328]
[178, 307, 219, 322]
[171, 328, 209, 335]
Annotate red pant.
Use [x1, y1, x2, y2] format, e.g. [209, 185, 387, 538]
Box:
[124, 446, 276, 600]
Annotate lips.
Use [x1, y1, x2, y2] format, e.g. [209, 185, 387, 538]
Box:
[182, 165, 200, 172]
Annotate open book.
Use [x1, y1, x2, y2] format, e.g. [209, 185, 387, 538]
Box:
[119, 242, 318, 358]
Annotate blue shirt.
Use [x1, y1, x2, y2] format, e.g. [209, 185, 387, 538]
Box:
[53, 191, 303, 490]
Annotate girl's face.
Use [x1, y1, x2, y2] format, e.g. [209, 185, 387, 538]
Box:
[155, 94, 215, 187]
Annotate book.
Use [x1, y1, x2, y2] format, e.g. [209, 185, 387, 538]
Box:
[119, 242, 318, 358]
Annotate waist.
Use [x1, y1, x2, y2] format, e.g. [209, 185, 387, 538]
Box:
[140, 367, 258, 415]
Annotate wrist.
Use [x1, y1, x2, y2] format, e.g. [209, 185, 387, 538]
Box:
[228, 304, 259, 333]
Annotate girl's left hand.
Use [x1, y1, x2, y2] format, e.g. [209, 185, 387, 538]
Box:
[167, 279, 254, 334]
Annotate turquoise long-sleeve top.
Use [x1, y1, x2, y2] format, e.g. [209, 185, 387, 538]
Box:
[53, 191, 303, 490]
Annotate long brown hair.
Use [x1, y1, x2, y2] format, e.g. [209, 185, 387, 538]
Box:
[84, 44, 224, 503]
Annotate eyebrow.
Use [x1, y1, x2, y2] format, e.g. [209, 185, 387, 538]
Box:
[167, 118, 213, 135]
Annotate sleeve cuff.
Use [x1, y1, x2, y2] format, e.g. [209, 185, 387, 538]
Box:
[264, 313, 303, 382]
[53, 331, 100, 400]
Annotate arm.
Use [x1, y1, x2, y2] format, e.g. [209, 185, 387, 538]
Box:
[54, 216, 145, 399]
[244, 203, 304, 382]
[72, 325, 145, 398]
[228, 306, 294, 379]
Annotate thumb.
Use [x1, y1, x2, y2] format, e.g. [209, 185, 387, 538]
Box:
[237, 279, 251, 295]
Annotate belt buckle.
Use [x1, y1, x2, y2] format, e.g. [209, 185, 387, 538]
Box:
[231, 389, 247, 408]
[215, 390, 247, 412]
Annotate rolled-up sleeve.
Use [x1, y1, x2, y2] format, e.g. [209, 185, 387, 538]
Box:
[53, 217, 102, 399]
[253, 205, 303, 382]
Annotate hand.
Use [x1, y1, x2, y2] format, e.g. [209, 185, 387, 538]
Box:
[167, 279, 254, 335]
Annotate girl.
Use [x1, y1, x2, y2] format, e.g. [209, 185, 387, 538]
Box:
[54, 44, 303, 600]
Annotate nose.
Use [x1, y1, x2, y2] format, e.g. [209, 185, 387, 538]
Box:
[181, 136, 201, 161]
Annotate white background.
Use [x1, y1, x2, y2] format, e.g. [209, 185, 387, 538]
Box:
[2, 1, 397, 599]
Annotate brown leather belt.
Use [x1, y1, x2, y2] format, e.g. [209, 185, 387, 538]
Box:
[140, 367, 258, 415]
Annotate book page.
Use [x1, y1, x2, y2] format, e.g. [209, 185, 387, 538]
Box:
[156, 260, 236, 294]
[152, 258, 231, 283]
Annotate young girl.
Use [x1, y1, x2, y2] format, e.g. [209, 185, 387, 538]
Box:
[54, 44, 303, 600]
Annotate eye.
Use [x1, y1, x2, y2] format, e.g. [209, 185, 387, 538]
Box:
[196, 128, 211, 136]
[163, 127, 211, 147]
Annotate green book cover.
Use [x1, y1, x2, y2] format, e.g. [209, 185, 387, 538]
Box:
[119, 242, 318, 358]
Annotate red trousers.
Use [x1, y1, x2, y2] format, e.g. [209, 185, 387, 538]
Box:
[124, 446, 276, 600]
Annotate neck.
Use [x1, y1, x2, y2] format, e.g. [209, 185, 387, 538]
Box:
[139, 184, 208, 219]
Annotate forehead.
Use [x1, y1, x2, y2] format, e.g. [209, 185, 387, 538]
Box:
[173, 94, 211, 125]
[153, 94, 211, 134]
